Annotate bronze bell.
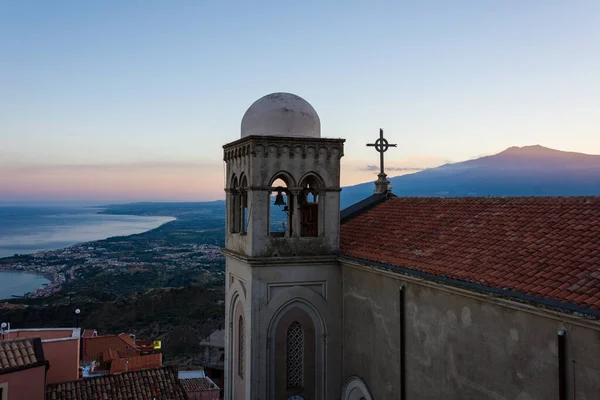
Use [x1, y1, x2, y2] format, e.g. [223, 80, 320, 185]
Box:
[274, 191, 286, 206]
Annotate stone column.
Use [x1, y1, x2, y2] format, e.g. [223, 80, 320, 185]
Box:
[289, 188, 302, 238]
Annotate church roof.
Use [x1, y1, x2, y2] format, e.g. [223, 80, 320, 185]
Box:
[340, 196, 600, 315]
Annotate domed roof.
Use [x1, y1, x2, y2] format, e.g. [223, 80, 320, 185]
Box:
[241, 92, 321, 138]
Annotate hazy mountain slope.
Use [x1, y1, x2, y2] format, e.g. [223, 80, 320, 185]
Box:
[341, 145, 600, 208]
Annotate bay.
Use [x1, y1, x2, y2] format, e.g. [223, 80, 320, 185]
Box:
[0, 271, 50, 300]
[0, 206, 175, 298]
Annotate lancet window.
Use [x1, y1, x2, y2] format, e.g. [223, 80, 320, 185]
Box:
[230, 174, 248, 234]
[299, 174, 322, 237]
[238, 315, 245, 378]
[286, 321, 304, 389]
[269, 175, 293, 237]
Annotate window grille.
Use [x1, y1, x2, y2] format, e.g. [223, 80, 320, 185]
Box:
[238, 316, 244, 378]
[286, 321, 304, 388]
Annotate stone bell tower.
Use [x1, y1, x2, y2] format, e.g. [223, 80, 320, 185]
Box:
[223, 92, 344, 400]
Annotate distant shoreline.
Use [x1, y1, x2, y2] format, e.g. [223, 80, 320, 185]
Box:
[0, 211, 176, 260]
[0, 209, 177, 299]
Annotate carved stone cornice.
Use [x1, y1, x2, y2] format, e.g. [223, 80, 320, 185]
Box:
[246, 185, 341, 192]
[223, 135, 345, 162]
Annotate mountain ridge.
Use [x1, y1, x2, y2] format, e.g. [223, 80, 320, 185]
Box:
[341, 145, 600, 208]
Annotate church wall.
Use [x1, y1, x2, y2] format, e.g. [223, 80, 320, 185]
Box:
[251, 260, 343, 400]
[341, 262, 600, 400]
[224, 256, 252, 400]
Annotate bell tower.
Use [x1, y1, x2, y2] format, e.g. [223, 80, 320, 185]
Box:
[223, 93, 344, 400]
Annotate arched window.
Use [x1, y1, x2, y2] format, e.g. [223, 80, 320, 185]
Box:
[299, 174, 323, 237]
[230, 175, 239, 233]
[238, 315, 245, 378]
[230, 174, 248, 234]
[269, 175, 293, 237]
[286, 321, 304, 389]
[240, 175, 248, 233]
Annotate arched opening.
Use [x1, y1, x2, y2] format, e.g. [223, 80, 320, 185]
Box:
[269, 174, 293, 237]
[238, 315, 245, 378]
[229, 174, 248, 234]
[272, 306, 317, 399]
[230, 175, 240, 233]
[342, 377, 374, 400]
[239, 175, 248, 234]
[231, 300, 246, 400]
[299, 174, 323, 237]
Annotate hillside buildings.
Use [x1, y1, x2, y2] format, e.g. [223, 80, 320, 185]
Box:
[1, 324, 219, 399]
[222, 92, 600, 399]
[1, 327, 80, 384]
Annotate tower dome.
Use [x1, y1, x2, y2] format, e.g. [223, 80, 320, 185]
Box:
[241, 92, 321, 138]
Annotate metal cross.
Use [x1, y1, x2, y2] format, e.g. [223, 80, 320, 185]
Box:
[367, 128, 397, 174]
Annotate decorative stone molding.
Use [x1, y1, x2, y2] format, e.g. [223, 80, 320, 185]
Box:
[223, 135, 345, 162]
[342, 377, 373, 400]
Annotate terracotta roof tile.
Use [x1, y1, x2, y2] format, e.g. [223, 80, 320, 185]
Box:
[83, 333, 154, 367]
[0, 337, 45, 373]
[340, 196, 600, 313]
[180, 377, 218, 392]
[110, 353, 163, 374]
[46, 366, 187, 400]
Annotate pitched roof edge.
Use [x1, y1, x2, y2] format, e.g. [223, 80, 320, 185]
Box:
[340, 191, 396, 224]
[0, 337, 48, 375]
[0, 360, 48, 376]
[339, 255, 600, 319]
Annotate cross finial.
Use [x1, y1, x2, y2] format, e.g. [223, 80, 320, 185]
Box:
[366, 128, 397, 194]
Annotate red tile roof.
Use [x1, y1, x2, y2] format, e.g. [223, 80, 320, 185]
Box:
[110, 353, 163, 374]
[180, 377, 218, 392]
[340, 196, 600, 313]
[82, 334, 154, 365]
[0, 338, 45, 373]
[103, 348, 119, 362]
[46, 366, 187, 400]
[83, 335, 137, 365]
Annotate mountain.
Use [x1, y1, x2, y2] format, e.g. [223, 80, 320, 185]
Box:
[341, 145, 600, 208]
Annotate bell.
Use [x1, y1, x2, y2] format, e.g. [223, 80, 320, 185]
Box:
[274, 191, 286, 206]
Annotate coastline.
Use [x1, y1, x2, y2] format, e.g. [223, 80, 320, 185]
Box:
[0, 213, 178, 299]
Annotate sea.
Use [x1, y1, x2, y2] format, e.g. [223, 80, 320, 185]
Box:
[0, 205, 175, 299]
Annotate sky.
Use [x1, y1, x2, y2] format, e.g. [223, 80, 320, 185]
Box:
[1, 1, 599, 203]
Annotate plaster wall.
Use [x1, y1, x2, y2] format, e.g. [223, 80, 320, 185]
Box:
[341, 263, 600, 400]
[224, 256, 252, 400]
[225, 253, 342, 400]
[4, 330, 74, 340]
[0, 365, 46, 400]
[43, 338, 80, 384]
[250, 260, 342, 400]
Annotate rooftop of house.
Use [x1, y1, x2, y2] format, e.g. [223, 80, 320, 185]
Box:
[82, 332, 155, 364]
[340, 196, 600, 316]
[179, 377, 219, 393]
[46, 366, 187, 400]
[109, 353, 163, 374]
[0, 337, 46, 374]
[2, 328, 80, 342]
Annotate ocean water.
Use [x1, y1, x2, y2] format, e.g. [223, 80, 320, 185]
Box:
[0, 206, 175, 298]
[0, 271, 50, 299]
[0, 206, 174, 258]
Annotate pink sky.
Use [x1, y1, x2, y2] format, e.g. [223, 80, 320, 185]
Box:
[0, 156, 449, 204]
